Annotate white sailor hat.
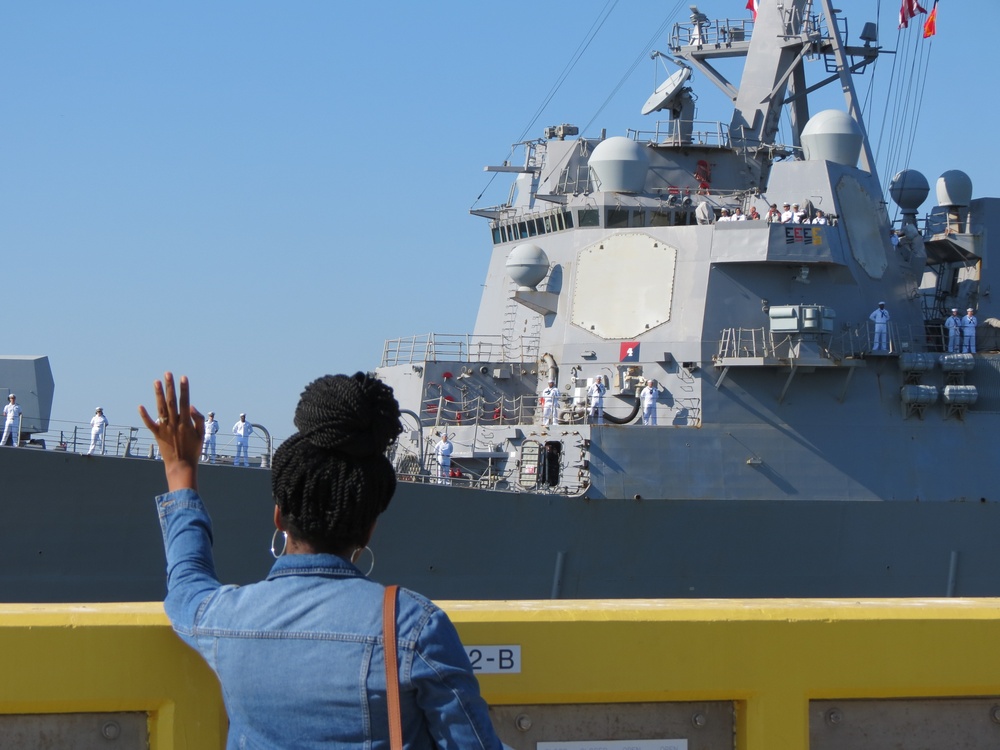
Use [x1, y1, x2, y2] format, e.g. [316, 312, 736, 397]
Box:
[782, 202, 790, 206]
[95, 407, 102, 412]
[240, 412, 246, 417]
[952, 308, 959, 312]
[878, 301, 886, 305]
[792, 203, 800, 208]
[967, 307, 974, 312]
[207, 411, 214, 417]
[7, 394, 14, 399]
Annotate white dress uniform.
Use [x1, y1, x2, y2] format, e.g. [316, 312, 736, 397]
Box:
[434, 436, 454, 485]
[587, 380, 606, 425]
[202, 416, 219, 463]
[540, 384, 559, 425]
[87, 410, 108, 455]
[2, 399, 21, 447]
[232, 416, 254, 467]
[640, 383, 662, 426]
[963, 310, 978, 353]
[945, 310, 962, 353]
[869, 304, 890, 351]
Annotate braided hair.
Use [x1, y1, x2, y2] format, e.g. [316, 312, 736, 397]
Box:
[272, 373, 402, 554]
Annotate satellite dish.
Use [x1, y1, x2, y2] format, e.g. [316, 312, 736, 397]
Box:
[641, 67, 692, 116]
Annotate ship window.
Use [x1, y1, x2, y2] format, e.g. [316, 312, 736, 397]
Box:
[563, 211, 574, 229]
[555, 212, 564, 231]
[535, 218, 545, 235]
[630, 209, 646, 227]
[518, 221, 528, 238]
[650, 210, 672, 227]
[607, 208, 629, 228]
[544, 215, 553, 233]
[578, 209, 599, 227]
[492, 226, 502, 244]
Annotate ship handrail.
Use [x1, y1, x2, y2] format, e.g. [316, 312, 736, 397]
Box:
[381, 334, 540, 367]
[9, 414, 278, 468]
[717, 323, 928, 361]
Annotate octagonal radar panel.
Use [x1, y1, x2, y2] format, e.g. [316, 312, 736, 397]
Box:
[572, 233, 675, 338]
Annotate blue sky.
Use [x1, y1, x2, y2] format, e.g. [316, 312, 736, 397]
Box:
[0, 0, 982, 441]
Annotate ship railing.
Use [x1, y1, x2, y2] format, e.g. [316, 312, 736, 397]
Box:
[10, 416, 279, 468]
[627, 121, 732, 148]
[417, 392, 540, 429]
[381, 334, 539, 367]
[669, 17, 754, 51]
[718, 325, 925, 361]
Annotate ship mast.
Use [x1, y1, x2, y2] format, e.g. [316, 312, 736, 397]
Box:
[674, 0, 879, 190]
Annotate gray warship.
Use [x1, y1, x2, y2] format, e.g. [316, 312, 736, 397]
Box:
[6, 0, 1000, 602]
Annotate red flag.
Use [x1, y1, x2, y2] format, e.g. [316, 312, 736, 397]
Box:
[746, 0, 759, 21]
[923, 1, 938, 37]
[899, 0, 927, 29]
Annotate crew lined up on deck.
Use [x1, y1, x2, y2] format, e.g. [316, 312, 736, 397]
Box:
[718, 200, 828, 223]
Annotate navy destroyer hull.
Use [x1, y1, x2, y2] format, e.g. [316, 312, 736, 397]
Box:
[5, 440, 1000, 602]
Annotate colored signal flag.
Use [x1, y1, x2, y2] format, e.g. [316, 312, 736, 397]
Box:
[923, 1, 938, 38]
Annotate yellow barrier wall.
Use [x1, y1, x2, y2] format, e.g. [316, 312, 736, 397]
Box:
[0, 604, 225, 750]
[4, 598, 1000, 749]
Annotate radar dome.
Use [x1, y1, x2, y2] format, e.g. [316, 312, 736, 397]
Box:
[589, 137, 650, 193]
[506, 243, 549, 290]
[936, 170, 973, 207]
[889, 169, 930, 211]
[800, 110, 863, 167]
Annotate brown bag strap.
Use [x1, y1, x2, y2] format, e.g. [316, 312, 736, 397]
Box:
[383, 585, 403, 750]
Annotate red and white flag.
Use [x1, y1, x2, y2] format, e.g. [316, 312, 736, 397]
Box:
[746, 0, 759, 22]
[899, 0, 927, 29]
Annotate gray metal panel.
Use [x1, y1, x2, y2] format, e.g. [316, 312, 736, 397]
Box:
[491, 702, 733, 750]
[0, 713, 147, 749]
[0, 355, 54, 433]
[811, 699, 1000, 749]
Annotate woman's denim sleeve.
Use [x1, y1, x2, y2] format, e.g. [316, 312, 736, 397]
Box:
[407, 600, 502, 750]
[155, 488, 223, 646]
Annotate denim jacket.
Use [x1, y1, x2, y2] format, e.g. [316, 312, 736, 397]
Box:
[157, 489, 501, 750]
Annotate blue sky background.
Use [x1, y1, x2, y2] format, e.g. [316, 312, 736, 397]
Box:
[0, 0, 981, 441]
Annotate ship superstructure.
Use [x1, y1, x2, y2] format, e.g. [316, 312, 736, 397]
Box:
[377, 0, 998, 509]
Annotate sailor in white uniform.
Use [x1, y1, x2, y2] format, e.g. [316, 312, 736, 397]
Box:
[963, 308, 978, 353]
[640, 380, 662, 426]
[869, 302, 890, 351]
[232, 413, 253, 467]
[202, 411, 219, 463]
[87, 407, 108, 455]
[587, 377, 606, 425]
[945, 308, 962, 353]
[434, 433, 454, 485]
[540, 380, 559, 425]
[2, 394, 21, 447]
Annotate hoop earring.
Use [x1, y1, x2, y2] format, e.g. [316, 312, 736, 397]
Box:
[271, 529, 288, 559]
[351, 545, 375, 576]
